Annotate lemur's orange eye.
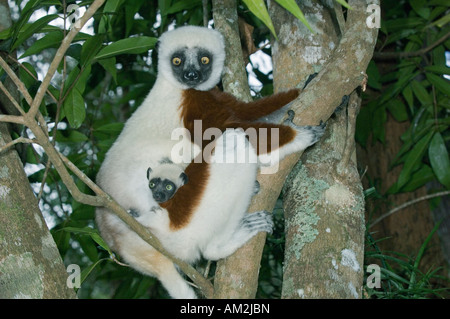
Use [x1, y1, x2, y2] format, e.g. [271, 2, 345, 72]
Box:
[201, 56, 210, 64]
[172, 57, 182, 66]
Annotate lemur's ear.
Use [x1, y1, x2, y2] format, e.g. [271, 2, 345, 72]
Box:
[147, 167, 152, 180]
[180, 172, 188, 185]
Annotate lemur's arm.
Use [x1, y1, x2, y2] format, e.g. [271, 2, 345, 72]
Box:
[209, 88, 300, 121]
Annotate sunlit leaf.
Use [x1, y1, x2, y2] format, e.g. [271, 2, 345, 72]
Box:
[12, 14, 60, 51]
[63, 88, 86, 129]
[274, 0, 314, 32]
[242, 0, 277, 39]
[95, 36, 157, 60]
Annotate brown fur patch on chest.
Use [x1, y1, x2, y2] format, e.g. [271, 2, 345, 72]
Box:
[160, 159, 210, 230]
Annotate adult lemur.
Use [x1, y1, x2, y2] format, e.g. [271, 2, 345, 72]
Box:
[96, 26, 325, 298]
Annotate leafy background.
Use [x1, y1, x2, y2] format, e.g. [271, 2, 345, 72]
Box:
[0, 0, 449, 298]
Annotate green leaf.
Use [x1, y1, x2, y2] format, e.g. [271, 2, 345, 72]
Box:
[386, 98, 409, 122]
[55, 130, 89, 143]
[125, 1, 144, 37]
[402, 84, 414, 113]
[410, 81, 432, 106]
[81, 34, 105, 67]
[366, 60, 381, 90]
[397, 131, 434, 189]
[424, 65, 450, 75]
[410, 0, 430, 19]
[80, 259, 108, 287]
[428, 132, 450, 188]
[12, 14, 60, 51]
[78, 235, 99, 262]
[9, 0, 41, 45]
[401, 165, 435, 192]
[63, 88, 86, 129]
[274, 0, 314, 32]
[242, 0, 278, 40]
[99, 0, 124, 34]
[430, 12, 450, 28]
[76, 65, 91, 95]
[18, 62, 38, 88]
[166, 0, 202, 14]
[95, 36, 158, 60]
[334, 0, 353, 10]
[98, 57, 117, 83]
[426, 73, 450, 96]
[61, 226, 113, 255]
[19, 31, 64, 59]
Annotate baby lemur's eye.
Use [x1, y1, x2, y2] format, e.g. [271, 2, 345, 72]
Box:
[149, 182, 156, 188]
[201, 56, 210, 64]
[166, 184, 173, 191]
[172, 57, 182, 66]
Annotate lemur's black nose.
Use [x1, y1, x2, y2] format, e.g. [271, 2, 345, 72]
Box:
[184, 71, 199, 81]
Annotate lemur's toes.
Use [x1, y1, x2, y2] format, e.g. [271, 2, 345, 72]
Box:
[127, 209, 140, 218]
[253, 180, 260, 195]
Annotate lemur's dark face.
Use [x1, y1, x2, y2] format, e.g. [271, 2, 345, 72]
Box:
[170, 47, 213, 88]
[149, 178, 178, 203]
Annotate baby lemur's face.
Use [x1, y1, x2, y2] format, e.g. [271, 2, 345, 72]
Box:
[147, 164, 188, 203]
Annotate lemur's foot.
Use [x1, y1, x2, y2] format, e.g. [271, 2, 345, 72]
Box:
[127, 209, 140, 218]
[253, 180, 260, 195]
[242, 210, 274, 235]
[283, 110, 326, 147]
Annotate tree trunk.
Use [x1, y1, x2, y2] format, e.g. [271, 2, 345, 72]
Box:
[282, 93, 365, 298]
[0, 0, 76, 299]
[211, 0, 377, 298]
[270, 0, 375, 298]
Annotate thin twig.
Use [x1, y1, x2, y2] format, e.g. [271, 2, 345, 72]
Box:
[27, 0, 106, 119]
[0, 81, 26, 115]
[6, 55, 58, 103]
[0, 137, 35, 153]
[373, 31, 450, 60]
[0, 114, 25, 125]
[370, 190, 450, 228]
[0, 56, 33, 105]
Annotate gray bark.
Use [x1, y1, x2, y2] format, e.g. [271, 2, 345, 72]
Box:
[0, 0, 76, 299]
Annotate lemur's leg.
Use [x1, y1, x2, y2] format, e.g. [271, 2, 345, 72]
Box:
[118, 237, 197, 299]
[226, 121, 325, 166]
[202, 210, 273, 260]
[200, 129, 273, 260]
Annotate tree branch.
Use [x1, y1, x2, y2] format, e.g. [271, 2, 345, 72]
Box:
[370, 190, 450, 228]
[373, 31, 450, 60]
[212, 0, 265, 299]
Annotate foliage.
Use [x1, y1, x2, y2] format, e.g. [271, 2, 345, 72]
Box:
[359, 0, 450, 195]
[364, 222, 449, 298]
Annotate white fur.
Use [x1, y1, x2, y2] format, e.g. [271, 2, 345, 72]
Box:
[136, 130, 260, 263]
[95, 26, 320, 299]
[158, 26, 225, 91]
[95, 27, 229, 299]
